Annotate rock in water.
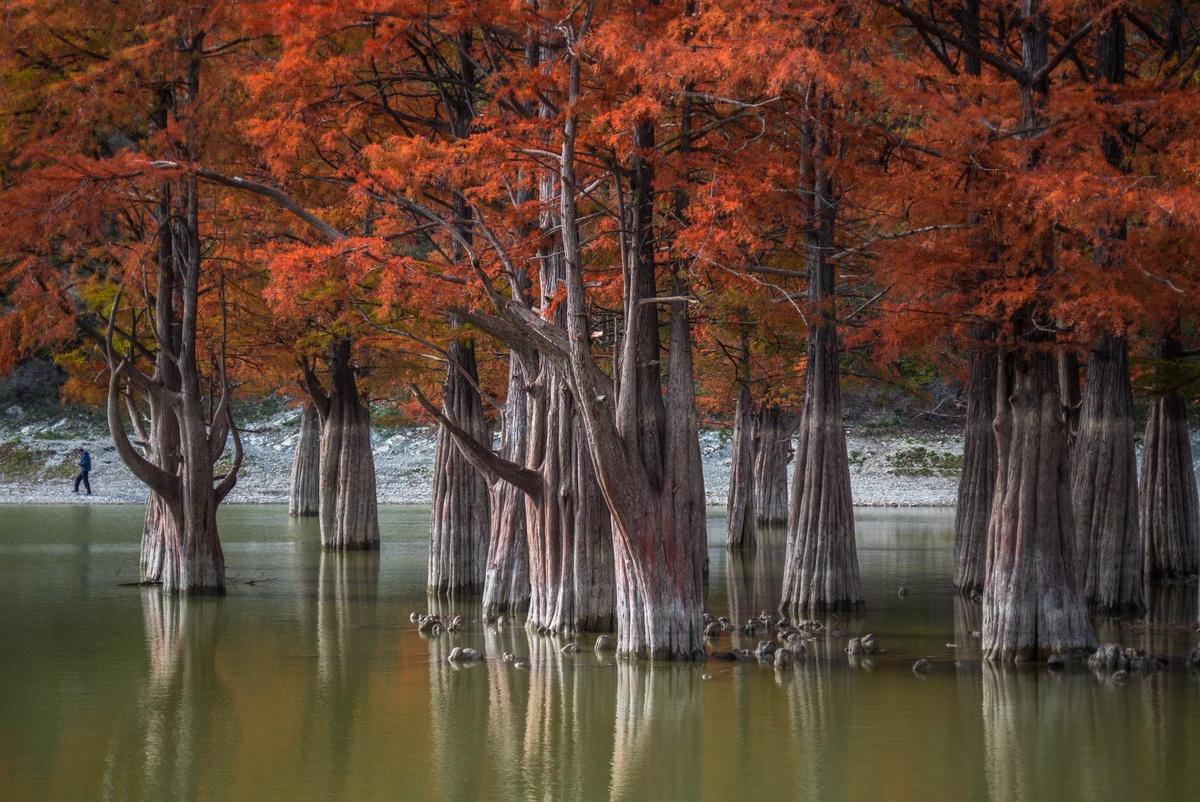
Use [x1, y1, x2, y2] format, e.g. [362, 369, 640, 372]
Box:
[560, 643, 581, 655]
[448, 647, 484, 664]
[594, 635, 616, 653]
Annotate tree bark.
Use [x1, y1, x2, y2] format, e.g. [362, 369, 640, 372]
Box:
[954, 326, 998, 594]
[481, 353, 532, 620]
[725, 378, 756, 549]
[780, 95, 862, 616]
[289, 401, 320, 517]
[139, 233, 182, 584]
[1057, 346, 1081, 461]
[982, 347, 1096, 660]
[316, 339, 379, 550]
[428, 338, 491, 591]
[1072, 332, 1143, 611]
[752, 405, 791, 526]
[1140, 334, 1200, 580]
[524, 366, 616, 634]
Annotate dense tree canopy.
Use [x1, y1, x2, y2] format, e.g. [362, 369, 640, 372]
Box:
[2, 0, 1199, 657]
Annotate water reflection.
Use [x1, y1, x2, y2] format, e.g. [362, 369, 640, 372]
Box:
[106, 593, 229, 801]
[4, 505, 1200, 802]
[981, 664, 1151, 801]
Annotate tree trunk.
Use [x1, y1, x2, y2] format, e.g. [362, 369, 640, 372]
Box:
[109, 171, 236, 595]
[317, 339, 379, 550]
[1072, 332, 1143, 611]
[725, 379, 756, 549]
[752, 406, 791, 526]
[289, 402, 320, 517]
[429, 338, 491, 591]
[954, 326, 998, 594]
[1057, 346, 1081, 461]
[560, 58, 705, 658]
[780, 98, 862, 616]
[1140, 334, 1200, 580]
[139, 201, 183, 585]
[482, 353, 532, 620]
[982, 348, 1096, 660]
[524, 367, 615, 633]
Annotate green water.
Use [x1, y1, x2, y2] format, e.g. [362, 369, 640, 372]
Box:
[0, 505, 1197, 802]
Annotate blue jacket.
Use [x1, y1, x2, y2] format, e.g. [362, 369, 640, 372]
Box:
[79, 451, 91, 471]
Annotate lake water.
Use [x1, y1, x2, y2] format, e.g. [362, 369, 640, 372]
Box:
[0, 505, 1197, 801]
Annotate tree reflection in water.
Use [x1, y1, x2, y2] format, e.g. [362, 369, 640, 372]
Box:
[311, 550, 380, 799]
[126, 592, 231, 800]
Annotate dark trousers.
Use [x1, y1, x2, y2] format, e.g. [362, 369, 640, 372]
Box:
[74, 471, 91, 494]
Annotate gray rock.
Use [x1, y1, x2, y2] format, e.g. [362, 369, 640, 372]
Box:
[448, 647, 484, 663]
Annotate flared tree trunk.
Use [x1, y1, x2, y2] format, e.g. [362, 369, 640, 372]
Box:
[315, 339, 379, 551]
[954, 327, 998, 594]
[482, 353, 531, 620]
[525, 367, 615, 633]
[780, 100, 861, 616]
[140, 352, 181, 586]
[428, 338, 491, 592]
[982, 348, 1096, 660]
[108, 166, 238, 595]
[1072, 332, 1143, 611]
[752, 406, 791, 526]
[139, 198, 183, 585]
[725, 379, 756, 549]
[1140, 334, 1200, 580]
[563, 77, 705, 659]
[289, 402, 320, 518]
[982, 0, 1095, 661]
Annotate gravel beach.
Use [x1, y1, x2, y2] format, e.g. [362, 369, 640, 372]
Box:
[5, 403, 1200, 521]
[0, 405, 966, 507]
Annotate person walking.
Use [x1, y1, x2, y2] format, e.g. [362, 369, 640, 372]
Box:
[73, 447, 92, 495]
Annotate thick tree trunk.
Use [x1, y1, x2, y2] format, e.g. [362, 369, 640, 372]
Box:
[317, 339, 379, 550]
[289, 402, 320, 518]
[524, 368, 615, 633]
[752, 406, 791, 526]
[482, 353, 531, 620]
[139, 215, 183, 585]
[781, 317, 861, 614]
[780, 102, 861, 616]
[982, 348, 1096, 660]
[140, 396, 179, 584]
[1140, 334, 1200, 580]
[1072, 332, 1143, 611]
[1057, 347, 1081, 460]
[725, 380, 756, 549]
[954, 327, 998, 594]
[428, 338, 491, 592]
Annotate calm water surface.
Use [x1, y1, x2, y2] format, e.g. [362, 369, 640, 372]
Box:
[1, 505, 1197, 802]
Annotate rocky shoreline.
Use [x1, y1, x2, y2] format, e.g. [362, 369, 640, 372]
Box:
[1, 405, 968, 507]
